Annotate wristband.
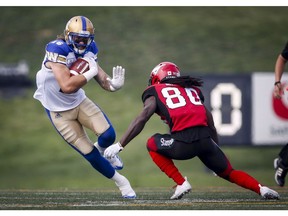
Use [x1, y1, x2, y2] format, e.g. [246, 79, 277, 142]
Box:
[274, 81, 281, 86]
[83, 67, 98, 81]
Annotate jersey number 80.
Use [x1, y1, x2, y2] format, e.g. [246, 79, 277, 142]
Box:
[161, 87, 202, 109]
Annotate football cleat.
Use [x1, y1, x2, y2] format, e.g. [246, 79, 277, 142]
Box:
[115, 175, 136, 199]
[274, 158, 287, 187]
[107, 154, 124, 170]
[170, 177, 192, 200]
[259, 184, 280, 200]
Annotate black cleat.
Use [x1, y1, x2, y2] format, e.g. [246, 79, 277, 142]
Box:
[274, 158, 287, 187]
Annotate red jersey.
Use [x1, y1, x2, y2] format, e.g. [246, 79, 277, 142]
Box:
[142, 83, 208, 133]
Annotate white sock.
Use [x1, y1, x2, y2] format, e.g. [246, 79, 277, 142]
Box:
[111, 171, 125, 184]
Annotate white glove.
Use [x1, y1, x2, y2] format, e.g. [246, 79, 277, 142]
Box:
[107, 66, 125, 91]
[83, 57, 97, 70]
[104, 142, 123, 158]
[82, 57, 98, 81]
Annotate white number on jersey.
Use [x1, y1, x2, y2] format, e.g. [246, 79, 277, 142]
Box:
[161, 87, 202, 109]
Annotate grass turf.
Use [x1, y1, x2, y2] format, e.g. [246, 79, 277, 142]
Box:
[0, 187, 287, 210]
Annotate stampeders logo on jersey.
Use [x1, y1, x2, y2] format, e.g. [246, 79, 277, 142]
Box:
[272, 82, 288, 120]
[160, 138, 174, 147]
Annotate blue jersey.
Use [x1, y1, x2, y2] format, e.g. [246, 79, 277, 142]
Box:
[44, 39, 98, 66]
[33, 39, 99, 112]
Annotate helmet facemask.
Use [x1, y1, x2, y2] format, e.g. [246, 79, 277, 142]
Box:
[67, 32, 94, 54]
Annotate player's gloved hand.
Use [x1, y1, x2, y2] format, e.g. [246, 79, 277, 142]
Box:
[83, 57, 97, 70]
[107, 66, 125, 91]
[104, 142, 123, 158]
[82, 57, 98, 81]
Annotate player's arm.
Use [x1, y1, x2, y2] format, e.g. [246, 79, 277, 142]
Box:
[119, 96, 156, 147]
[274, 54, 287, 99]
[94, 64, 125, 92]
[204, 105, 219, 145]
[45, 41, 98, 93]
[93, 65, 113, 90]
[48, 61, 88, 93]
[104, 96, 157, 158]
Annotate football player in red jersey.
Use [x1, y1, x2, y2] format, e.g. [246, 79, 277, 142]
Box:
[273, 41, 288, 187]
[104, 61, 280, 200]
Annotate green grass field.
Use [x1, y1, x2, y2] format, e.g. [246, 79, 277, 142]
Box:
[1, 187, 287, 210]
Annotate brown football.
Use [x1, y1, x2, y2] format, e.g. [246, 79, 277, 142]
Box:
[69, 58, 90, 76]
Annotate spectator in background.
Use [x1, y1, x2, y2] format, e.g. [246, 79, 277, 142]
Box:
[104, 61, 280, 200]
[273, 41, 288, 187]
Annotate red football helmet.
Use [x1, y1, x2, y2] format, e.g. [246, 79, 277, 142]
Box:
[148, 62, 180, 85]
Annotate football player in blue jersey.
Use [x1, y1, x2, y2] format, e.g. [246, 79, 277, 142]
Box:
[33, 16, 136, 198]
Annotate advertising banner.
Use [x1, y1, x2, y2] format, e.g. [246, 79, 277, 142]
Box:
[252, 73, 288, 145]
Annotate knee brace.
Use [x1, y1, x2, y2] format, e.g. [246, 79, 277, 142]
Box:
[98, 126, 116, 148]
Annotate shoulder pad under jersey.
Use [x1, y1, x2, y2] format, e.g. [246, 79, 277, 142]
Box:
[46, 39, 71, 56]
[45, 40, 72, 64]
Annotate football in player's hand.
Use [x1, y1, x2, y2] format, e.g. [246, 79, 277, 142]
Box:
[69, 58, 90, 76]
